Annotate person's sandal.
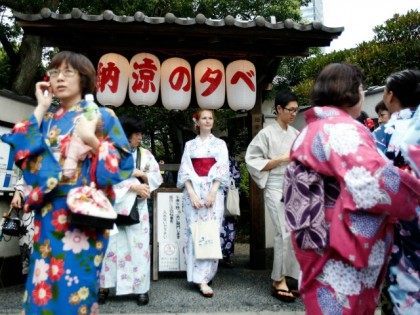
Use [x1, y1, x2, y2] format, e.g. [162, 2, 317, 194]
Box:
[271, 286, 296, 303]
[98, 288, 109, 304]
[198, 283, 214, 298]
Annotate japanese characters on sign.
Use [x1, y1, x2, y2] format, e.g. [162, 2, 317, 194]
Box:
[194, 59, 225, 109]
[157, 192, 187, 271]
[96, 53, 256, 111]
[96, 53, 130, 107]
[161, 57, 192, 111]
[129, 53, 161, 106]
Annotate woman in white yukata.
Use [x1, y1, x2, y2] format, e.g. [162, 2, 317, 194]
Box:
[99, 116, 162, 306]
[177, 109, 229, 298]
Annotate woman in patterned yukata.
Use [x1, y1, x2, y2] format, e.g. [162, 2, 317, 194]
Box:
[99, 116, 162, 306]
[372, 69, 420, 315]
[282, 63, 420, 315]
[1, 51, 133, 315]
[177, 109, 229, 298]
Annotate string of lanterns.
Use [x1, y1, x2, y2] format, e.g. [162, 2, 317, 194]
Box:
[96, 53, 256, 111]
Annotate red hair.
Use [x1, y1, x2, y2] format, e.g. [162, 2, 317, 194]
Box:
[192, 109, 214, 133]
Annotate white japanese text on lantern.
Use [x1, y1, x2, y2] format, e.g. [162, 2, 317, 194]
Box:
[226, 60, 256, 111]
[161, 58, 191, 111]
[194, 59, 225, 109]
[129, 53, 160, 106]
[96, 53, 130, 107]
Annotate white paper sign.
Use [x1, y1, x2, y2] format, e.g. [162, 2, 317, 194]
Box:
[157, 192, 187, 271]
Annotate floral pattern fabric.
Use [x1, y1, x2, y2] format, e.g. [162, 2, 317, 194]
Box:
[220, 157, 240, 258]
[177, 134, 229, 284]
[100, 147, 162, 295]
[374, 106, 420, 315]
[1, 101, 133, 315]
[284, 106, 419, 315]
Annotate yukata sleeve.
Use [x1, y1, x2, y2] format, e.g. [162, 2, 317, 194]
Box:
[292, 121, 419, 221]
[373, 124, 391, 154]
[245, 130, 270, 189]
[1, 115, 61, 211]
[143, 149, 163, 192]
[177, 141, 196, 189]
[208, 139, 229, 188]
[94, 108, 134, 187]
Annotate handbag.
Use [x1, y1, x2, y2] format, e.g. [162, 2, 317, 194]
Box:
[115, 196, 140, 226]
[226, 179, 240, 216]
[191, 219, 222, 260]
[116, 147, 141, 226]
[0, 207, 26, 237]
[66, 153, 117, 229]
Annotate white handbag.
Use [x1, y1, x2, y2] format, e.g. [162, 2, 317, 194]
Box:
[191, 219, 222, 260]
[226, 179, 240, 216]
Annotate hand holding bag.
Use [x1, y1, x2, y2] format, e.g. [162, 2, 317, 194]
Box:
[66, 152, 117, 229]
[226, 179, 240, 216]
[191, 219, 222, 260]
[0, 207, 26, 237]
[116, 147, 141, 226]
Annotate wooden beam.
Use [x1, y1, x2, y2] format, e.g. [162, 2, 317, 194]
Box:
[248, 87, 266, 269]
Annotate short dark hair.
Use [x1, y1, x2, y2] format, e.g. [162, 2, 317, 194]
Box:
[311, 63, 364, 108]
[385, 69, 420, 108]
[273, 90, 298, 114]
[119, 115, 145, 139]
[374, 100, 388, 115]
[48, 51, 96, 96]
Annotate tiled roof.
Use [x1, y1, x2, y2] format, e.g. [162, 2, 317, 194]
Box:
[14, 8, 343, 34]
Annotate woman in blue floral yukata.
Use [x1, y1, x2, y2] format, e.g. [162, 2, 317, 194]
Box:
[1, 51, 133, 315]
[373, 69, 420, 315]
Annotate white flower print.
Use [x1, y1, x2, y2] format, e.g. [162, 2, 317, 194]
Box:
[319, 259, 361, 295]
[292, 126, 307, 151]
[397, 108, 413, 120]
[324, 123, 362, 156]
[344, 166, 391, 209]
[62, 229, 90, 254]
[368, 240, 386, 267]
[32, 259, 49, 284]
[314, 107, 340, 119]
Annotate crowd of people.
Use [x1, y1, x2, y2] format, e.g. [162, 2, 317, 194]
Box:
[1, 50, 418, 315]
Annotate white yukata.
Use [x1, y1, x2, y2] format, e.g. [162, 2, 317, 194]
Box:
[177, 134, 229, 284]
[100, 147, 162, 295]
[245, 122, 300, 282]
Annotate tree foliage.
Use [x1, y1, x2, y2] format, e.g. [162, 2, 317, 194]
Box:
[273, 10, 420, 106]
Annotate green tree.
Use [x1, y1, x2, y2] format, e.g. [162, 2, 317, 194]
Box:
[273, 10, 420, 106]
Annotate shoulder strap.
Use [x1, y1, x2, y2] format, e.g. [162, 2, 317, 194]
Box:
[136, 147, 142, 168]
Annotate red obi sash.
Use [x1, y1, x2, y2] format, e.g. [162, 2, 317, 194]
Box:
[191, 158, 216, 176]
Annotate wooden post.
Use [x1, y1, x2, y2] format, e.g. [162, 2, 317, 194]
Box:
[249, 89, 266, 269]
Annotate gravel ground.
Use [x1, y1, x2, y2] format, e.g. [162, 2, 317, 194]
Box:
[0, 244, 305, 314]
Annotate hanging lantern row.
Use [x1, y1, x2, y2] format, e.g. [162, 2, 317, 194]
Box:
[96, 53, 256, 111]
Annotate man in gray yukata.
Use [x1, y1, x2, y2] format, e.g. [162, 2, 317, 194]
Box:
[245, 90, 300, 302]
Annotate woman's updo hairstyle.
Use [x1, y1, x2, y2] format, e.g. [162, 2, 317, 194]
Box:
[192, 109, 214, 133]
[385, 69, 420, 108]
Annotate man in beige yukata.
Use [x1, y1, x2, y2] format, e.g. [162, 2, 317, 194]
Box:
[245, 90, 300, 302]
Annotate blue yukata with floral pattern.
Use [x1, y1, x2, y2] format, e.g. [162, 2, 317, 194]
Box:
[373, 107, 420, 315]
[220, 157, 241, 259]
[1, 100, 133, 315]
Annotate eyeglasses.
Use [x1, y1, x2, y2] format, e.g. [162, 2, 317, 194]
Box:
[283, 107, 299, 114]
[46, 68, 78, 78]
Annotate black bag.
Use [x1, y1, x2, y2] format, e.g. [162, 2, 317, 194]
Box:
[1, 207, 26, 237]
[115, 196, 140, 226]
[116, 147, 142, 226]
